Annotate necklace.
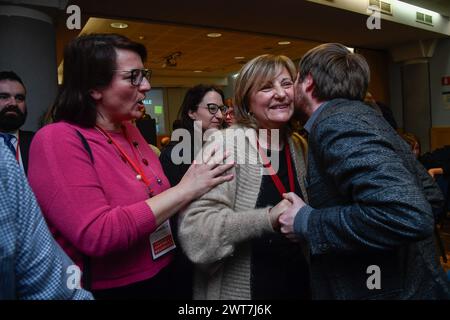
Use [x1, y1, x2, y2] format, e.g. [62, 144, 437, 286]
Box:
[94, 125, 163, 196]
[130, 140, 163, 185]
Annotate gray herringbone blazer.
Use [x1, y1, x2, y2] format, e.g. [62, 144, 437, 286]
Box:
[305, 99, 450, 299]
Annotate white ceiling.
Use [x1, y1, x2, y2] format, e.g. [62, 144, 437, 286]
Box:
[401, 0, 450, 17]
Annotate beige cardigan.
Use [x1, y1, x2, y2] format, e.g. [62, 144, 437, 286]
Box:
[178, 125, 308, 300]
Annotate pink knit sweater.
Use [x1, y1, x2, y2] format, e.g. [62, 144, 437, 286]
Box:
[28, 121, 172, 290]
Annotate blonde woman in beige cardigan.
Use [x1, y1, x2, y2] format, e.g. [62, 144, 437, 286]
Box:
[178, 55, 310, 300]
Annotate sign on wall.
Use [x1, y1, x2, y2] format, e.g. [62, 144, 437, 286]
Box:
[442, 76, 450, 86]
[442, 76, 450, 110]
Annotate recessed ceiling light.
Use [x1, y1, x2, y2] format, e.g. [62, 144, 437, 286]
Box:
[278, 41, 291, 45]
[194, 70, 203, 73]
[110, 22, 128, 29]
[139, 36, 145, 40]
[234, 56, 245, 60]
[207, 33, 222, 38]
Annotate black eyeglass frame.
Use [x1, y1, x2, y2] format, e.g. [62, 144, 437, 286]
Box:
[203, 103, 228, 115]
[114, 68, 152, 86]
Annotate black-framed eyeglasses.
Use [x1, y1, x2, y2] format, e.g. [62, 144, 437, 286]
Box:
[115, 68, 152, 86]
[204, 103, 228, 115]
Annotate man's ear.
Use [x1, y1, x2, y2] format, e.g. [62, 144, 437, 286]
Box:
[90, 89, 102, 101]
[304, 74, 315, 93]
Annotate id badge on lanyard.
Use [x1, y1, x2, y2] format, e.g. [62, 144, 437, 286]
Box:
[149, 220, 176, 260]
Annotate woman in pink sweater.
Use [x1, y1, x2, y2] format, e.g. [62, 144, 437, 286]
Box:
[28, 34, 233, 299]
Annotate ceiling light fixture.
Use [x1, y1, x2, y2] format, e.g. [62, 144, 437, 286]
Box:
[234, 56, 245, 60]
[110, 22, 128, 29]
[278, 41, 291, 45]
[346, 46, 355, 53]
[207, 33, 222, 38]
[194, 70, 203, 73]
[162, 51, 182, 68]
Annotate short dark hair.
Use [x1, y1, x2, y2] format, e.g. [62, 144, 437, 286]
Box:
[0, 71, 25, 87]
[298, 43, 370, 101]
[172, 119, 183, 131]
[178, 84, 225, 131]
[50, 33, 147, 127]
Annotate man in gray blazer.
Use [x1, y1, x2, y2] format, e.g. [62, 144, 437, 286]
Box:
[279, 43, 450, 299]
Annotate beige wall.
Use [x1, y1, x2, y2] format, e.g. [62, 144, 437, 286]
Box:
[431, 127, 450, 150]
[165, 87, 189, 135]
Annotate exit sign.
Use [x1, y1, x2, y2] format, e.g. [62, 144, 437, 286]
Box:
[154, 105, 163, 115]
[442, 76, 450, 86]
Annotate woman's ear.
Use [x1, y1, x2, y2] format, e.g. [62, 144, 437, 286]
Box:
[188, 110, 196, 120]
[246, 105, 253, 116]
[90, 89, 102, 101]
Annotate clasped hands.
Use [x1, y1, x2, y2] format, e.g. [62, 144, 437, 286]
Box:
[269, 192, 306, 242]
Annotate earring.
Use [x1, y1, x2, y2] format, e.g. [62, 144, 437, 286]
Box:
[246, 105, 254, 117]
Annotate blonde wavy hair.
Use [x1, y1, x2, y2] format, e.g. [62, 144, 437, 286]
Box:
[233, 54, 297, 129]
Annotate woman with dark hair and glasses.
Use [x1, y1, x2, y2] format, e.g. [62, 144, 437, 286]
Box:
[27, 34, 234, 299]
[160, 84, 227, 187]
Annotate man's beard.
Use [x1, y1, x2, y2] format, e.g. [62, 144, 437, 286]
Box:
[293, 91, 310, 125]
[0, 105, 27, 132]
[293, 108, 309, 126]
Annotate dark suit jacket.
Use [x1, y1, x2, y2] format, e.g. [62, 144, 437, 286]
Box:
[18, 130, 35, 175]
[159, 140, 192, 187]
[305, 99, 450, 299]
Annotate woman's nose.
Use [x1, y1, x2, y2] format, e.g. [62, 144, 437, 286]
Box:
[140, 77, 151, 91]
[215, 109, 224, 119]
[274, 84, 286, 98]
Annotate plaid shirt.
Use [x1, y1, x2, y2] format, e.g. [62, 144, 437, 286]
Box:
[0, 139, 93, 300]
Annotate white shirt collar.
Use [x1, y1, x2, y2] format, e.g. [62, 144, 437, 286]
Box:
[10, 130, 19, 139]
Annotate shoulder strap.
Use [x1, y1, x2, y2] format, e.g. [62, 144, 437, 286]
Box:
[292, 132, 308, 162]
[75, 130, 94, 164]
[288, 135, 308, 204]
[74, 129, 92, 290]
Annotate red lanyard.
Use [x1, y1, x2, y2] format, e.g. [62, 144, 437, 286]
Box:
[257, 139, 295, 197]
[95, 125, 153, 195]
